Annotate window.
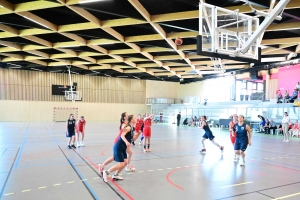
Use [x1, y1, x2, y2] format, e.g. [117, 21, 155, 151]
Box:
[236, 80, 265, 101]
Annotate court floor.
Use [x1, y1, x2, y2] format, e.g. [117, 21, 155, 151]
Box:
[1, 122, 300, 200]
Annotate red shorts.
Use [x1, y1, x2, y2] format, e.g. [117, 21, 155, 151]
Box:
[143, 127, 151, 137]
[76, 125, 84, 133]
[135, 126, 141, 132]
[230, 132, 236, 144]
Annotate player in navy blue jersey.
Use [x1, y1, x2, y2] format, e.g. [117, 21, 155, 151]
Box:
[200, 116, 224, 153]
[234, 115, 252, 166]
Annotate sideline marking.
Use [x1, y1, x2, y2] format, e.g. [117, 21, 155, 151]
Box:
[220, 182, 253, 188]
[273, 192, 300, 200]
[22, 189, 31, 192]
[67, 181, 75, 184]
[38, 186, 46, 189]
[4, 193, 14, 196]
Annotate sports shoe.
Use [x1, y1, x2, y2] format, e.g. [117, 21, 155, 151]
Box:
[125, 165, 135, 172]
[139, 141, 142, 145]
[132, 141, 135, 146]
[80, 142, 85, 146]
[77, 143, 80, 148]
[71, 144, 76, 149]
[143, 149, 148, 152]
[220, 146, 224, 153]
[285, 140, 289, 142]
[240, 161, 245, 167]
[103, 170, 109, 183]
[147, 148, 151, 152]
[283, 139, 286, 142]
[200, 149, 206, 153]
[112, 174, 124, 180]
[68, 145, 72, 149]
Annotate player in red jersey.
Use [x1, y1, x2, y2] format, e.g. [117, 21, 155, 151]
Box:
[143, 113, 155, 152]
[76, 116, 86, 147]
[133, 114, 143, 145]
[229, 114, 239, 160]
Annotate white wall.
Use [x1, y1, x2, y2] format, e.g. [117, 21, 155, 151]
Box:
[0, 100, 150, 122]
[177, 77, 233, 103]
[146, 80, 178, 99]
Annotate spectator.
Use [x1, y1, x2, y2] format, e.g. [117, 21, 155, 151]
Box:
[296, 82, 300, 91]
[204, 97, 208, 106]
[287, 89, 298, 103]
[277, 90, 283, 103]
[269, 119, 277, 135]
[194, 116, 199, 126]
[278, 124, 283, 135]
[177, 112, 181, 126]
[258, 115, 266, 133]
[183, 118, 188, 126]
[264, 119, 270, 134]
[284, 90, 290, 103]
[159, 112, 163, 123]
[289, 120, 299, 137]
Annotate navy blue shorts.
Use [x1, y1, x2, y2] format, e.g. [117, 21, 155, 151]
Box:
[234, 137, 248, 151]
[66, 131, 75, 138]
[113, 144, 127, 162]
[203, 131, 215, 140]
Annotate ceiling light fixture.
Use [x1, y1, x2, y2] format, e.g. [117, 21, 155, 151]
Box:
[22, 16, 50, 29]
[8, 63, 22, 67]
[104, 74, 111, 77]
[9, 66, 22, 69]
[50, 70, 62, 73]
[117, 76, 128, 78]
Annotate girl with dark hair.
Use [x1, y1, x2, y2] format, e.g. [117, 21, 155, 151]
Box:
[66, 114, 76, 149]
[229, 114, 238, 160]
[103, 115, 137, 182]
[200, 115, 224, 153]
[99, 112, 136, 178]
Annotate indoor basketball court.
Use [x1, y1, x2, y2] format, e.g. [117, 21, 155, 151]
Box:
[1, 0, 300, 199]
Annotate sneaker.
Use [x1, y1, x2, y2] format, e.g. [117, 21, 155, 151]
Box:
[68, 145, 72, 149]
[200, 149, 206, 153]
[147, 148, 151, 152]
[112, 174, 124, 180]
[220, 146, 224, 153]
[139, 141, 142, 145]
[71, 144, 76, 149]
[143, 149, 148, 152]
[80, 142, 85, 147]
[77, 143, 80, 148]
[285, 140, 289, 142]
[240, 161, 245, 167]
[132, 141, 135, 146]
[103, 170, 109, 183]
[283, 139, 286, 142]
[125, 165, 135, 172]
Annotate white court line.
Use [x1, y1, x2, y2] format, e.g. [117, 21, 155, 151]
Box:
[272, 192, 300, 200]
[220, 182, 253, 188]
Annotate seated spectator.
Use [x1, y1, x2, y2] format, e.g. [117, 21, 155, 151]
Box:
[183, 118, 188, 126]
[296, 82, 300, 91]
[278, 124, 283, 135]
[194, 116, 198, 126]
[287, 89, 298, 103]
[258, 115, 266, 133]
[289, 120, 299, 137]
[269, 119, 277, 135]
[284, 90, 290, 103]
[277, 90, 283, 103]
[264, 119, 270, 134]
[189, 118, 194, 126]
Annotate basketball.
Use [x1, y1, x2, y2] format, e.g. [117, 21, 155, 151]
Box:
[175, 37, 183, 45]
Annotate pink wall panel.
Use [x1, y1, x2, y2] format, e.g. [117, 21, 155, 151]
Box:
[277, 64, 300, 92]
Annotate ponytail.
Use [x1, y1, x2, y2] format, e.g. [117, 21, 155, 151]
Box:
[119, 112, 127, 130]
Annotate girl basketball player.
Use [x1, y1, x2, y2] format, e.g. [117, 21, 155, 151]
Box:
[229, 114, 239, 160]
[66, 114, 76, 149]
[99, 112, 135, 179]
[76, 116, 86, 147]
[143, 113, 155, 152]
[234, 115, 252, 166]
[200, 116, 224, 153]
[134, 114, 143, 145]
[102, 115, 136, 182]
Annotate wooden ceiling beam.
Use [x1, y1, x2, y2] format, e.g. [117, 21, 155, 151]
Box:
[22, 35, 52, 47]
[14, 1, 61, 12]
[0, 40, 21, 50]
[28, 59, 48, 66]
[0, 53, 23, 59]
[27, 50, 49, 58]
[60, 33, 86, 45]
[17, 11, 57, 31]
[0, 23, 18, 35]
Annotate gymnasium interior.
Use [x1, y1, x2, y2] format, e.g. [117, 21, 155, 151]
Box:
[1, 0, 300, 199]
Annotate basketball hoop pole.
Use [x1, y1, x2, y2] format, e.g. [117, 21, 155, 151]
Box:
[66, 65, 75, 103]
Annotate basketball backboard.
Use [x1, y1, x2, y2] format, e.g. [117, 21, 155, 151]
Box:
[197, 2, 261, 63]
[64, 91, 82, 102]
